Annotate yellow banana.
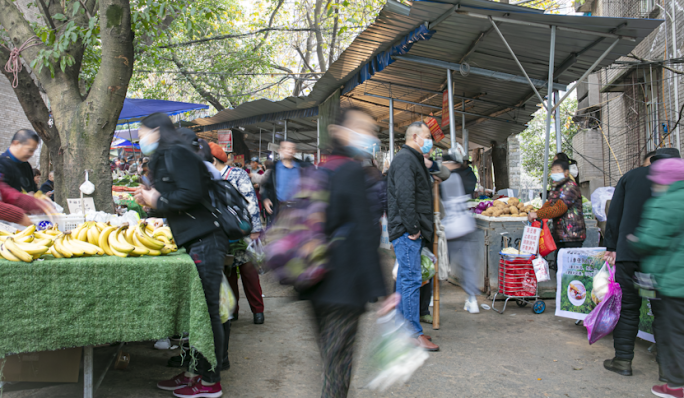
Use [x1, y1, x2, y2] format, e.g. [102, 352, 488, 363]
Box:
[125, 224, 137, 245]
[0, 230, 12, 236]
[0, 242, 20, 261]
[68, 237, 103, 256]
[129, 233, 150, 256]
[109, 244, 128, 258]
[12, 235, 33, 243]
[14, 241, 50, 256]
[76, 223, 90, 242]
[48, 245, 64, 258]
[98, 226, 116, 256]
[5, 238, 33, 262]
[14, 225, 36, 238]
[87, 224, 100, 246]
[54, 235, 73, 258]
[30, 238, 53, 247]
[153, 227, 173, 239]
[96, 222, 108, 232]
[145, 223, 155, 234]
[136, 223, 165, 250]
[42, 229, 61, 237]
[62, 235, 85, 257]
[110, 228, 135, 253]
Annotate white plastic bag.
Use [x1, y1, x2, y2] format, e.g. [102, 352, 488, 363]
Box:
[532, 255, 550, 282]
[219, 273, 236, 323]
[591, 262, 610, 304]
[590, 187, 615, 222]
[246, 238, 265, 268]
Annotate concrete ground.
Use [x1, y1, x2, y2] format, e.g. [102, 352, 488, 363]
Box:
[3, 257, 660, 398]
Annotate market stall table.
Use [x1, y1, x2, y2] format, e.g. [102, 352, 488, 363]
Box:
[0, 252, 216, 397]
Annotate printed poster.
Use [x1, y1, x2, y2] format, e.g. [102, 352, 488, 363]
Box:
[425, 117, 445, 143]
[233, 154, 244, 166]
[218, 130, 233, 152]
[441, 90, 450, 128]
[555, 248, 655, 342]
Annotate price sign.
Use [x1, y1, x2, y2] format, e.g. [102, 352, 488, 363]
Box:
[67, 197, 96, 214]
[233, 154, 244, 166]
[218, 130, 233, 152]
[425, 117, 445, 143]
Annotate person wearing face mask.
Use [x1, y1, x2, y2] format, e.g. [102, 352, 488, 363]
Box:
[628, 158, 684, 398]
[601, 146, 680, 379]
[387, 121, 439, 351]
[302, 107, 388, 398]
[528, 159, 586, 262]
[134, 113, 229, 398]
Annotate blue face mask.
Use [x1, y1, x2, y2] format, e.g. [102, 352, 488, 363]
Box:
[341, 126, 381, 155]
[140, 136, 159, 155]
[420, 138, 433, 154]
[550, 173, 565, 182]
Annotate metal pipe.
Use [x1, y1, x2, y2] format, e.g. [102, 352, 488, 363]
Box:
[393, 54, 567, 91]
[554, 91, 562, 153]
[462, 98, 468, 154]
[551, 38, 620, 114]
[488, 16, 548, 108]
[362, 93, 525, 125]
[447, 69, 457, 150]
[271, 124, 276, 159]
[650, 64, 659, 147]
[672, 0, 681, 151]
[389, 98, 395, 162]
[84, 345, 93, 398]
[458, 10, 637, 41]
[542, 26, 556, 203]
[284, 119, 288, 141]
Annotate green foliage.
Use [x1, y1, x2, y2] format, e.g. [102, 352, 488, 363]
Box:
[519, 95, 578, 183]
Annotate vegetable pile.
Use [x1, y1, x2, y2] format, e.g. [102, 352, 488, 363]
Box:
[480, 198, 535, 218]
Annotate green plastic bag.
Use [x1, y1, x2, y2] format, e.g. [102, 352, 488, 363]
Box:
[219, 274, 236, 323]
[421, 255, 435, 282]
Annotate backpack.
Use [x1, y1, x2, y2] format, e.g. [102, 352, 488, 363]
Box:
[164, 148, 252, 240]
[264, 156, 350, 292]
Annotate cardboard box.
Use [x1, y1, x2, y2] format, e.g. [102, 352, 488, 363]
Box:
[1, 347, 82, 383]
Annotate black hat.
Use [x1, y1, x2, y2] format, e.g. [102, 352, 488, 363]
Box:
[651, 147, 681, 162]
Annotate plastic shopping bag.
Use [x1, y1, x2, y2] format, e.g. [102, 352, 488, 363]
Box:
[591, 262, 611, 304]
[532, 255, 550, 282]
[537, 219, 557, 257]
[365, 310, 429, 392]
[584, 263, 622, 344]
[246, 238, 266, 273]
[219, 273, 236, 323]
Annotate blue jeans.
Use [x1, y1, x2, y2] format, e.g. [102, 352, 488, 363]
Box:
[393, 233, 423, 337]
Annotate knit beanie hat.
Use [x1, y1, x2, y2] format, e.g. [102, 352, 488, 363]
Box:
[648, 158, 684, 185]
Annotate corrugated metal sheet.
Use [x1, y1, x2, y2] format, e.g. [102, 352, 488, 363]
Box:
[192, 0, 662, 151]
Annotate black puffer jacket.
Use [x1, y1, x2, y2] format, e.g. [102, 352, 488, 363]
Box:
[0, 150, 37, 193]
[387, 145, 433, 246]
[149, 145, 221, 247]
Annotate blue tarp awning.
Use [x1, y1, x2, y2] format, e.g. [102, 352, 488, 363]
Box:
[111, 135, 140, 148]
[118, 98, 209, 124]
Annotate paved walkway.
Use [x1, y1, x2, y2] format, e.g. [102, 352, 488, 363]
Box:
[3, 259, 659, 398]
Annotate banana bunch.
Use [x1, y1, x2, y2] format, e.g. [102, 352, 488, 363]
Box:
[0, 225, 53, 262]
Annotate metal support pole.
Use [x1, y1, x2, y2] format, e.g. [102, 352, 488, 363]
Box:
[317, 118, 321, 164]
[84, 345, 94, 398]
[447, 69, 457, 150]
[389, 98, 395, 162]
[259, 129, 262, 160]
[271, 124, 276, 159]
[552, 38, 620, 114]
[432, 181, 440, 330]
[554, 91, 562, 153]
[284, 119, 288, 141]
[462, 99, 468, 155]
[542, 26, 556, 203]
[488, 16, 548, 109]
[673, 0, 681, 151]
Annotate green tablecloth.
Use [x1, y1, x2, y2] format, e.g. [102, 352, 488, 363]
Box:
[0, 252, 216, 367]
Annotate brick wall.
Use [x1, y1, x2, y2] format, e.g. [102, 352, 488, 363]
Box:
[0, 76, 40, 167]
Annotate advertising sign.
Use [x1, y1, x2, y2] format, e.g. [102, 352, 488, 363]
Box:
[425, 117, 445, 143]
[218, 130, 233, 152]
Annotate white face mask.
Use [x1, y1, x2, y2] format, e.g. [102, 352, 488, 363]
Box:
[550, 173, 565, 182]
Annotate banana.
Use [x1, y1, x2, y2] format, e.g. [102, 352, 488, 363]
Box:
[42, 229, 61, 237]
[12, 235, 34, 243]
[30, 238, 53, 247]
[14, 241, 50, 256]
[0, 242, 20, 261]
[68, 236, 103, 256]
[161, 246, 173, 255]
[98, 226, 116, 256]
[62, 235, 85, 257]
[131, 233, 154, 256]
[48, 245, 64, 258]
[0, 230, 12, 236]
[96, 222, 108, 232]
[14, 225, 35, 238]
[76, 223, 90, 242]
[5, 238, 33, 262]
[35, 231, 56, 240]
[87, 224, 100, 246]
[109, 244, 128, 258]
[136, 223, 166, 250]
[125, 224, 137, 245]
[53, 235, 73, 258]
[109, 228, 135, 253]
[152, 227, 173, 240]
[145, 223, 155, 234]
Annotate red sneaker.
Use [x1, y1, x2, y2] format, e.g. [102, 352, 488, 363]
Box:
[173, 381, 223, 398]
[652, 384, 684, 398]
[157, 372, 200, 391]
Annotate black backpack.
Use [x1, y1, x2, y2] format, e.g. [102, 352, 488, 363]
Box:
[164, 149, 252, 240]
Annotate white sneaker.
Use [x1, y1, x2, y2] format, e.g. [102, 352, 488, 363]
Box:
[154, 338, 178, 350]
[464, 296, 480, 314]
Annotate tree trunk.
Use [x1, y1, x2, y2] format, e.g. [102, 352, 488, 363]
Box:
[491, 142, 509, 190]
[328, 0, 339, 69]
[39, 143, 49, 183]
[313, 0, 327, 73]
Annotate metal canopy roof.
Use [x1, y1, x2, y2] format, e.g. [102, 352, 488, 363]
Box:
[192, 0, 662, 153]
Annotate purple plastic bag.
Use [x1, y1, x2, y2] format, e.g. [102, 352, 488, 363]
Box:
[584, 262, 622, 344]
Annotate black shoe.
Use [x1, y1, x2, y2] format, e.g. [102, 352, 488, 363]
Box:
[603, 357, 633, 376]
[232, 312, 238, 321]
[167, 354, 186, 368]
[253, 312, 264, 324]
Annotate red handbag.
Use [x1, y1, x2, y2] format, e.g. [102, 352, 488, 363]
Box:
[536, 219, 557, 257]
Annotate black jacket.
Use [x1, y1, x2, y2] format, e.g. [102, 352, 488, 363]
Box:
[303, 155, 386, 308]
[0, 150, 37, 193]
[260, 158, 309, 215]
[604, 166, 652, 262]
[387, 145, 433, 246]
[149, 145, 221, 247]
[40, 180, 54, 193]
[454, 165, 477, 195]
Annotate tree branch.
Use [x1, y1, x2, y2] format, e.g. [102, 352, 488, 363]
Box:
[313, 0, 327, 73]
[253, 0, 284, 53]
[293, 45, 315, 75]
[36, 0, 58, 31]
[170, 53, 226, 111]
[328, 0, 339, 69]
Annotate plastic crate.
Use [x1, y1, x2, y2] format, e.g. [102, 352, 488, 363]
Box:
[29, 215, 85, 232]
